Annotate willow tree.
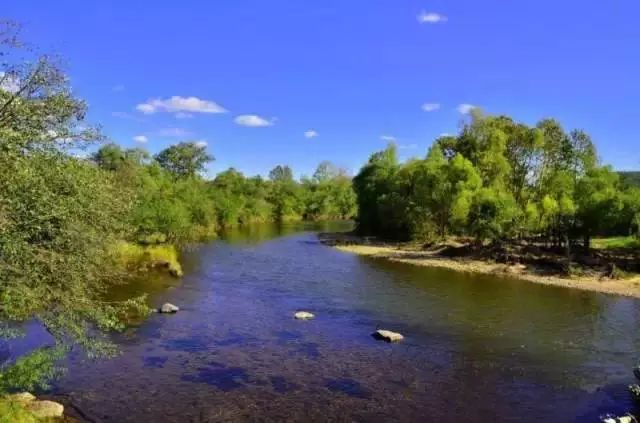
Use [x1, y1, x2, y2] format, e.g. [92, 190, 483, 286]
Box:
[0, 22, 146, 392]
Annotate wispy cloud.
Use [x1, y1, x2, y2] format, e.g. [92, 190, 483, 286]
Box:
[136, 96, 227, 115]
[417, 11, 448, 24]
[158, 127, 192, 137]
[457, 103, 476, 114]
[380, 135, 397, 142]
[133, 135, 148, 143]
[304, 130, 319, 139]
[421, 103, 441, 112]
[234, 114, 274, 127]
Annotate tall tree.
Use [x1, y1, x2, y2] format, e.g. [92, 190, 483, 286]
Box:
[155, 141, 214, 178]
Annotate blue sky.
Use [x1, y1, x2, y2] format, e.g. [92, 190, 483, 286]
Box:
[6, 0, 640, 177]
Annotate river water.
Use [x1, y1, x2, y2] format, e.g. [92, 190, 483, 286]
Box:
[51, 222, 640, 422]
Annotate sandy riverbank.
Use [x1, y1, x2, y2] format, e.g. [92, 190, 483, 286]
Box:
[321, 234, 640, 299]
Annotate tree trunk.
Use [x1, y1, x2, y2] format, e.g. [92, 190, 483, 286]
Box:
[564, 233, 572, 272]
[583, 233, 591, 253]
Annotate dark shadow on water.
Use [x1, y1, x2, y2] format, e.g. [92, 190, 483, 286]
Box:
[295, 342, 321, 359]
[326, 378, 371, 399]
[163, 337, 210, 352]
[215, 333, 253, 347]
[143, 355, 168, 368]
[181, 365, 249, 391]
[274, 330, 303, 342]
[270, 376, 299, 393]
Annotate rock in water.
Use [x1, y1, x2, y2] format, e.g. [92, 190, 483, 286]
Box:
[373, 329, 404, 342]
[294, 311, 315, 320]
[601, 414, 637, 423]
[160, 303, 180, 313]
[25, 400, 64, 418]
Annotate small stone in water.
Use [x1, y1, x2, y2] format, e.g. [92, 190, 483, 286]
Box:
[160, 303, 180, 313]
[373, 329, 404, 342]
[294, 311, 315, 320]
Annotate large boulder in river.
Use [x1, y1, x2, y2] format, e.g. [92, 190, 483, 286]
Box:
[294, 311, 315, 320]
[25, 400, 64, 419]
[373, 329, 404, 342]
[159, 303, 180, 313]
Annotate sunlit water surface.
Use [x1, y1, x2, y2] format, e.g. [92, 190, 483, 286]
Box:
[46, 222, 640, 422]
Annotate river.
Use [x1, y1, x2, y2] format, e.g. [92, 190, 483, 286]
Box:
[51, 222, 640, 422]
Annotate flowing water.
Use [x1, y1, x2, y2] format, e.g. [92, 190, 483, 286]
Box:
[48, 222, 640, 422]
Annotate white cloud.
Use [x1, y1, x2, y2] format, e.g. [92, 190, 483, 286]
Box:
[158, 127, 192, 137]
[380, 135, 397, 142]
[175, 112, 193, 119]
[136, 104, 155, 114]
[133, 135, 148, 143]
[234, 114, 274, 127]
[194, 140, 208, 148]
[417, 11, 448, 24]
[136, 96, 227, 115]
[0, 71, 20, 93]
[457, 103, 476, 114]
[421, 103, 441, 112]
[304, 130, 319, 139]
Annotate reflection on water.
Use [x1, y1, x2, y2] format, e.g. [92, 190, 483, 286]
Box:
[49, 221, 640, 422]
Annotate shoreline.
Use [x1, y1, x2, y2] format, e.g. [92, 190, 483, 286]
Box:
[320, 233, 640, 299]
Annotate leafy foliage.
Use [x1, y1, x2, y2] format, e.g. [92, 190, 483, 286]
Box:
[353, 111, 639, 250]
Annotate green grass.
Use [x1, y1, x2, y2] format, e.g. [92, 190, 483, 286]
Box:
[113, 241, 183, 277]
[592, 236, 640, 250]
[0, 398, 39, 423]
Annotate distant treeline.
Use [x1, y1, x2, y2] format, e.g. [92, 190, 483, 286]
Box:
[91, 142, 356, 244]
[620, 171, 640, 188]
[353, 110, 640, 250]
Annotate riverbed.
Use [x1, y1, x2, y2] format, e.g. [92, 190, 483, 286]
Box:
[52, 222, 640, 422]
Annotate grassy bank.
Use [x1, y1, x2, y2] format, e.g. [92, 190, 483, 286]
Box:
[0, 398, 40, 423]
[321, 233, 640, 298]
[112, 242, 183, 277]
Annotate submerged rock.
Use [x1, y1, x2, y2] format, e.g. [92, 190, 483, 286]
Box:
[294, 311, 315, 320]
[159, 303, 180, 313]
[25, 400, 64, 418]
[373, 329, 404, 342]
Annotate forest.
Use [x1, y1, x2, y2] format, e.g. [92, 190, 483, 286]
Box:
[353, 110, 640, 258]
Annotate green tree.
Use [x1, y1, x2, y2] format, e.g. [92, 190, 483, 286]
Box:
[1, 23, 146, 391]
[155, 141, 214, 178]
[575, 166, 623, 249]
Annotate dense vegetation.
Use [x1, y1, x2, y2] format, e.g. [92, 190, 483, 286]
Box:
[0, 22, 355, 395]
[620, 171, 640, 188]
[353, 109, 640, 256]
